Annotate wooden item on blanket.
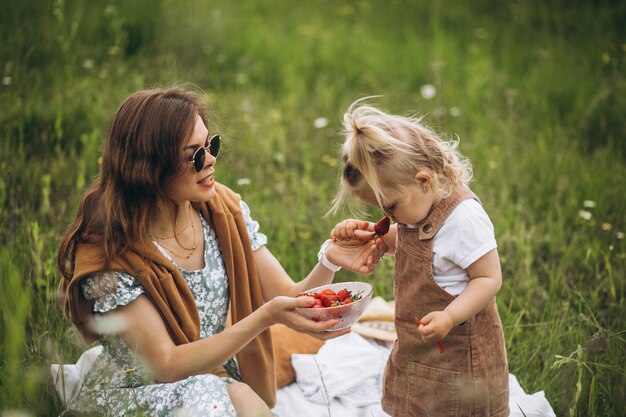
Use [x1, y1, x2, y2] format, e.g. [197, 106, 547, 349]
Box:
[270, 324, 324, 388]
[351, 296, 397, 342]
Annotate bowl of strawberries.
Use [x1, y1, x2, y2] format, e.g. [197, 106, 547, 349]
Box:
[295, 281, 374, 331]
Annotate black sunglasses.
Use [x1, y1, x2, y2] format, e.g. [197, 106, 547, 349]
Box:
[188, 134, 220, 172]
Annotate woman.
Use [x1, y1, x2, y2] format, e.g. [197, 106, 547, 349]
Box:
[57, 87, 379, 416]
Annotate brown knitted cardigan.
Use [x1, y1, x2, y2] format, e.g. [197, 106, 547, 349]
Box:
[58, 183, 276, 406]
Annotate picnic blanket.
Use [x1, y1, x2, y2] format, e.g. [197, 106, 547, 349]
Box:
[51, 297, 557, 416]
[272, 330, 556, 417]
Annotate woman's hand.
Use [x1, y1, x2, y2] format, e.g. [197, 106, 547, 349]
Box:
[327, 219, 388, 274]
[265, 296, 351, 341]
[416, 311, 454, 342]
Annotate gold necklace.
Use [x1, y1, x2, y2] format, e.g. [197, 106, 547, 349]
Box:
[154, 207, 198, 259]
[155, 205, 193, 240]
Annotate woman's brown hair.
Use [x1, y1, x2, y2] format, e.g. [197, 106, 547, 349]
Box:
[57, 87, 208, 280]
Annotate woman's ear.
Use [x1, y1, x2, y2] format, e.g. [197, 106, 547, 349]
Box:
[414, 171, 433, 192]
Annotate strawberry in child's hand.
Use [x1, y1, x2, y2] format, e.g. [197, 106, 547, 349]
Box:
[374, 216, 391, 237]
[415, 316, 445, 354]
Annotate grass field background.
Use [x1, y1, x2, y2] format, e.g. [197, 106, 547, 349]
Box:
[1, 0, 624, 415]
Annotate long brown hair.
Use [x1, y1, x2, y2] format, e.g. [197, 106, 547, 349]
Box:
[57, 87, 208, 280]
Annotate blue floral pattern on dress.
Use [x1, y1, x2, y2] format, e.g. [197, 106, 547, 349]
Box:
[68, 200, 267, 416]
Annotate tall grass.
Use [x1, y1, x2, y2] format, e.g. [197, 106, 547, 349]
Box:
[1, 0, 624, 415]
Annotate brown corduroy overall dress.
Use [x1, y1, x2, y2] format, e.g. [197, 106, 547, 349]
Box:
[381, 186, 509, 417]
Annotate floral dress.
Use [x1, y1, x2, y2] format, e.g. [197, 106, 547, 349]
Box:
[67, 200, 267, 417]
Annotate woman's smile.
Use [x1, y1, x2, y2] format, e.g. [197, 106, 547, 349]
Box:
[197, 172, 215, 188]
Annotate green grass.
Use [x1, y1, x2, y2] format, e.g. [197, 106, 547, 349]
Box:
[1, 0, 624, 415]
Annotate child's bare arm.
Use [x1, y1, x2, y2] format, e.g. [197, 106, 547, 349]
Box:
[418, 249, 502, 341]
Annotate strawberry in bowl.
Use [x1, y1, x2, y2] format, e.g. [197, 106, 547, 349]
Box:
[295, 282, 373, 331]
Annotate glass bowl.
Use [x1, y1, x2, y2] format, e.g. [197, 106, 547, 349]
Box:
[296, 281, 374, 331]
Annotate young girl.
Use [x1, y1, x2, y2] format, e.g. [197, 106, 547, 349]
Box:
[330, 100, 509, 416]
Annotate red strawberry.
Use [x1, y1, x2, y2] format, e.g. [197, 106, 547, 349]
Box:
[374, 216, 391, 236]
[321, 294, 340, 307]
[336, 289, 351, 301]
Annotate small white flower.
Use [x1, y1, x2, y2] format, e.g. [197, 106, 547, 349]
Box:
[578, 210, 593, 221]
[601, 223, 612, 231]
[313, 117, 328, 128]
[583, 200, 596, 208]
[2, 76, 12, 86]
[449, 107, 461, 117]
[617, 231, 624, 240]
[420, 84, 436, 100]
[82, 59, 95, 69]
[236, 178, 251, 186]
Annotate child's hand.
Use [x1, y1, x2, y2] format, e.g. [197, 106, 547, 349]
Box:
[331, 219, 374, 243]
[417, 311, 454, 341]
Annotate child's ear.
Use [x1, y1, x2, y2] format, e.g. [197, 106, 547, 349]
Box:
[414, 171, 433, 192]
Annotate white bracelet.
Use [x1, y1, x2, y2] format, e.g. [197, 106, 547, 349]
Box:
[317, 239, 341, 272]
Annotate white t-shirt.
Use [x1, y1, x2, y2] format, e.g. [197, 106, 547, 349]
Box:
[406, 199, 497, 296]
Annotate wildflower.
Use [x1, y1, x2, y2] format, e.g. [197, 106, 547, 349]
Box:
[578, 210, 592, 220]
[449, 107, 461, 117]
[236, 178, 251, 186]
[601, 223, 612, 231]
[313, 117, 328, 128]
[583, 200, 596, 208]
[2, 76, 11, 86]
[82, 59, 95, 69]
[420, 84, 436, 100]
[617, 231, 624, 240]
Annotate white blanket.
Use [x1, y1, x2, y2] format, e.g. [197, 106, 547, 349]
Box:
[52, 335, 556, 417]
[273, 333, 556, 417]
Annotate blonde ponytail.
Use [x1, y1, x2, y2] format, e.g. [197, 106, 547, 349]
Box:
[329, 99, 472, 215]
